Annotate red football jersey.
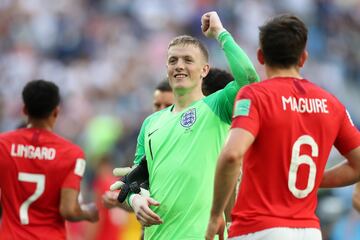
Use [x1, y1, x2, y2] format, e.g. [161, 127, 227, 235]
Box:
[0, 128, 86, 240]
[229, 77, 360, 237]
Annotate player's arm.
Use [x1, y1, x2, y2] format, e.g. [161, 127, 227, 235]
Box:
[218, 30, 259, 89]
[320, 147, 360, 188]
[133, 117, 149, 165]
[206, 86, 259, 239]
[224, 188, 236, 223]
[61, 153, 99, 222]
[108, 172, 161, 227]
[353, 182, 360, 212]
[60, 188, 98, 222]
[202, 11, 259, 88]
[202, 12, 259, 124]
[206, 128, 255, 240]
[106, 117, 151, 211]
[102, 191, 133, 212]
[320, 109, 360, 188]
[111, 116, 149, 178]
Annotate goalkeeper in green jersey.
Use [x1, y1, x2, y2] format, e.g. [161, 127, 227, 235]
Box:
[111, 11, 259, 240]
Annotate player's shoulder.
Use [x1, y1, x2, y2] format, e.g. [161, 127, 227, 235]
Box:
[0, 129, 26, 143]
[145, 106, 171, 122]
[236, 81, 262, 97]
[301, 79, 344, 105]
[0, 129, 17, 139]
[244, 78, 282, 92]
[48, 131, 84, 154]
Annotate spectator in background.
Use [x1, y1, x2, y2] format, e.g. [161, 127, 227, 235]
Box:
[0, 80, 98, 239]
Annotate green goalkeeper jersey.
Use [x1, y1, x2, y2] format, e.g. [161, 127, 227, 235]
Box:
[134, 31, 259, 240]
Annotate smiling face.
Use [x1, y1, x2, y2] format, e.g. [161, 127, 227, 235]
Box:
[167, 43, 209, 94]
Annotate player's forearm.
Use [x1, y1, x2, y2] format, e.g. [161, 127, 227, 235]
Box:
[218, 31, 259, 88]
[62, 203, 96, 222]
[224, 189, 236, 222]
[352, 184, 360, 212]
[320, 160, 360, 188]
[211, 152, 242, 217]
[119, 202, 134, 212]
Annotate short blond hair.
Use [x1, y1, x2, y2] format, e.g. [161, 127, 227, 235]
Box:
[168, 35, 209, 61]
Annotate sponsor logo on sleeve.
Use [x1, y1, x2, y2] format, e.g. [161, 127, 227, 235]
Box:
[233, 99, 251, 117]
[74, 158, 86, 177]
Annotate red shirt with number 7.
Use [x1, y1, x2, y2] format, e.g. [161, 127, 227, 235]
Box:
[229, 77, 360, 237]
[0, 128, 85, 240]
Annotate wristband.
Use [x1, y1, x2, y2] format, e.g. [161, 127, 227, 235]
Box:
[217, 29, 228, 40]
[127, 193, 136, 208]
[126, 193, 136, 207]
[217, 30, 230, 48]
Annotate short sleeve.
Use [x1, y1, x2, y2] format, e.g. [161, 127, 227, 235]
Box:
[334, 109, 360, 155]
[231, 86, 260, 137]
[62, 150, 86, 190]
[134, 117, 149, 165]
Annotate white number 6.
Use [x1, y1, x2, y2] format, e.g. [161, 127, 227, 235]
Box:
[288, 135, 318, 199]
[18, 173, 45, 225]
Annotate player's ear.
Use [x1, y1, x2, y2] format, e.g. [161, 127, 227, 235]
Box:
[257, 48, 265, 65]
[23, 106, 28, 116]
[53, 106, 60, 119]
[298, 50, 308, 67]
[201, 64, 210, 78]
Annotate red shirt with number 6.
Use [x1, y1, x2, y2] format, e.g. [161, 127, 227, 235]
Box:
[229, 77, 360, 237]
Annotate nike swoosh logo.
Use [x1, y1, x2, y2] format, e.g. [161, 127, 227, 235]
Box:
[148, 129, 159, 137]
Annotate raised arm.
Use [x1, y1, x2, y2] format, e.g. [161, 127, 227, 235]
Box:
[202, 11, 259, 88]
[202, 12, 259, 124]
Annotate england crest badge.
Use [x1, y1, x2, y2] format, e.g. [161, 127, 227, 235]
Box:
[180, 108, 196, 128]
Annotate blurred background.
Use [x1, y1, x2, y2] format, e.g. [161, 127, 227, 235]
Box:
[0, 0, 359, 239]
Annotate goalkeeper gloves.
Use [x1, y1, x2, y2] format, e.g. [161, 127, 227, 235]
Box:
[110, 156, 150, 203]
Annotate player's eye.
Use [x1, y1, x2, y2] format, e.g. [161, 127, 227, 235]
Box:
[168, 58, 177, 64]
[184, 57, 193, 63]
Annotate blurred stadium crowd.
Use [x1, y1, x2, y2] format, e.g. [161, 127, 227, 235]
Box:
[0, 0, 359, 239]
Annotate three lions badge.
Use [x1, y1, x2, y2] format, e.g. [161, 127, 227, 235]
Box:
[180, 108, 196, 128]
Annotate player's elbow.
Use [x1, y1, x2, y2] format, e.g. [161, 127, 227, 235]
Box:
[221, 149, 243, 166]
[60, 204, 81, 221]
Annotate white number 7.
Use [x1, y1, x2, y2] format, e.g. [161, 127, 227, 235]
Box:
[18, 173, 45, 225]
